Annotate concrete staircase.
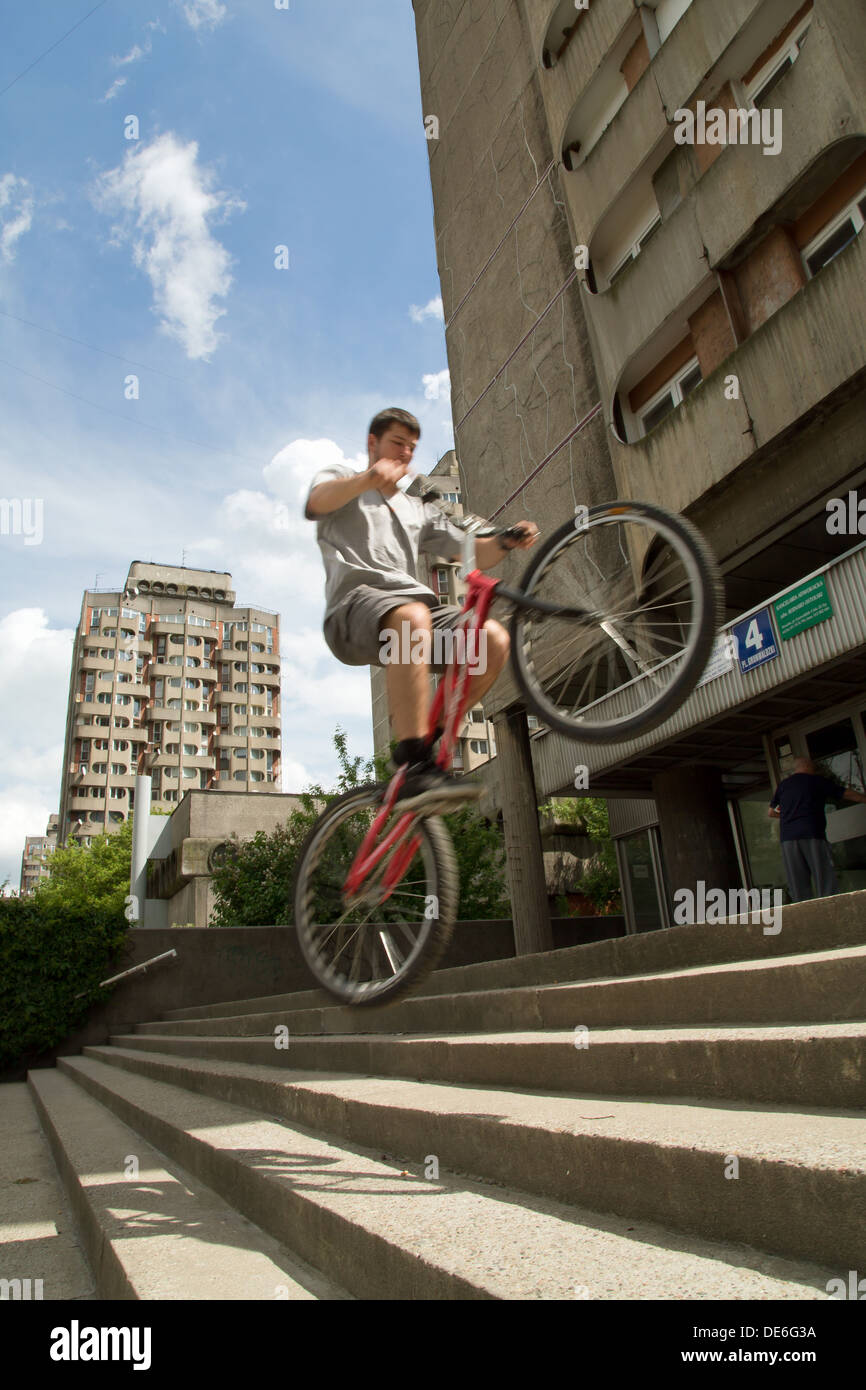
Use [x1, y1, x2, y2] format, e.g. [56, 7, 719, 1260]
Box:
[18, 900, 866, 1299]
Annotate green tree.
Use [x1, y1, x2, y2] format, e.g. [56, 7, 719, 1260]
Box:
[540, 796, 622, 915]
[209, 727, 510, 925]
[34, 816, 134, 920]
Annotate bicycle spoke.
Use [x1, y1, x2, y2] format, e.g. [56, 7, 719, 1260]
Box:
[294, 785, 456, 1005]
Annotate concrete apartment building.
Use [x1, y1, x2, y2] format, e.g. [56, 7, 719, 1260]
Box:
[18, 814, 59, 895]
[412, 0, 866, 938]
[57, 563, 282, 848]
[370, 449, 505, 771]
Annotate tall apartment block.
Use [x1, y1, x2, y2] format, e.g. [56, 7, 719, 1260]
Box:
[370, 449, 504, 772]
[19, 814, 59, 895]
[412, 0, 866, 936]
[58, 563, 282, 847]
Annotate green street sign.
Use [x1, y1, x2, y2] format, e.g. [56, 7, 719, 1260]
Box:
[773, 575, 834, 640]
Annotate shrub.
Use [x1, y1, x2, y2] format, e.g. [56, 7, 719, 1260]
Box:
[0, 820, 133, 1071]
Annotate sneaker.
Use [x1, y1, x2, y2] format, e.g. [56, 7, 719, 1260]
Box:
[393, 758, 481, 814]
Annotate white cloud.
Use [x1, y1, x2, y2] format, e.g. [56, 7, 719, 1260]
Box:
[0, 174, 34, 263]
[0, 609, 75, 885]
[422, 369, 450, 402]
[409, 295, 444, 324]
[263, 437, 366, 506]
[178, 0, 228, 31]
[114, 42, 148, 67]
[101, 76, 127, 102]
[92, 133, 244, 360]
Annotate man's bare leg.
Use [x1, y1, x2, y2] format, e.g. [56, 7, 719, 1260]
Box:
[382, 602, 434, 742]
[382, 604, 510, 746]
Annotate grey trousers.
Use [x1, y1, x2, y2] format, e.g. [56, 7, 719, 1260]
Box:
[781, 838, 839, 902]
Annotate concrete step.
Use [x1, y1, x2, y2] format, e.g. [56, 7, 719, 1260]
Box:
[56, 1053, 836, 1300]
[0, 1082, 96, 1301]
[82, 1043, 866, 1270]
[161, 900, 866, 1024]
[107, 1021, 866, 1108]
[137, 946, 866, 1039]
[27, 1069, 350, 1300]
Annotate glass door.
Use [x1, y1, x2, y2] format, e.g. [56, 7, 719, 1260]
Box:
[806, 717, 866, 893]
[617, 828, 669, 933]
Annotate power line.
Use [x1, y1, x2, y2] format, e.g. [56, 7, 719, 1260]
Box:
[0, 0, 114, 99]
[0, 354, 267, 466]
[0, 308, 189, 383]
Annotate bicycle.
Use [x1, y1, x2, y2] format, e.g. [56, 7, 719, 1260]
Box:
[293, 499, 723, 1006]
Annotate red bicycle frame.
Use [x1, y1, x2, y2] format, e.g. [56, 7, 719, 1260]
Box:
[343, 569, 499, 900]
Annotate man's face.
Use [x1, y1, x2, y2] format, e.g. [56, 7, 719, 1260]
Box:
[370, 425, 418, 472]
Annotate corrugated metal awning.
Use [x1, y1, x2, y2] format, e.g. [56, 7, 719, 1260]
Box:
[530, 540, 866, 798]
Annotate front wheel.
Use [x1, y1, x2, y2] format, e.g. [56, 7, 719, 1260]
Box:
[292, 784, 459, 1006]
[510, 501, 722, 742]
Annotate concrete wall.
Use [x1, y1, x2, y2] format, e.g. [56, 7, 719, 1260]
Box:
[4, 917, 624, 1081]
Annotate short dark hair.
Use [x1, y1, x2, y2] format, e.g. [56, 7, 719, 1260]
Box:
[368, 407, 421, 442]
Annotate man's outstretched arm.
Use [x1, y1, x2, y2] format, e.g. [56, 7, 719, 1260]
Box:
[305, 459, 409, 518]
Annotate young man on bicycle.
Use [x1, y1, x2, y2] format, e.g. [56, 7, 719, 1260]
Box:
[305, 406, 538, 802]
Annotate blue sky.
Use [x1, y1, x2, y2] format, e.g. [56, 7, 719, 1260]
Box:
[0, 0, 452, 886]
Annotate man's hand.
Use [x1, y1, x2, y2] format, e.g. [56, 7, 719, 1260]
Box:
[768, 807, 781, 819]
[475, 521, 540, 571]
[366, 457, 410, 491]
[501, 521, 540, 551]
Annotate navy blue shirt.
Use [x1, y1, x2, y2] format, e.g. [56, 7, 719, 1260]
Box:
[770, 773, 845, 842]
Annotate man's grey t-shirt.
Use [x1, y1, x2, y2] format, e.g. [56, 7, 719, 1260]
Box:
[305, 463, 465, 622]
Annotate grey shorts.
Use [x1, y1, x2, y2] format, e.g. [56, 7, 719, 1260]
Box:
[324, 587, 465, 668]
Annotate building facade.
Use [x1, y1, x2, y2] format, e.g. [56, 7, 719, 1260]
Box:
[412, 0, 866, 934]
[19, 814, 59, 895]
[57, 563, 282, 847]
[370, 449, 505, 770]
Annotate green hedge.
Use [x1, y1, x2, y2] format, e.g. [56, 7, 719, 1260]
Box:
[0, 894, 129, 1072]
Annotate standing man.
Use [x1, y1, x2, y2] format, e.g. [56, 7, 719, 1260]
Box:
[768, 756, 866, 901]
[305, 407, 538, 803]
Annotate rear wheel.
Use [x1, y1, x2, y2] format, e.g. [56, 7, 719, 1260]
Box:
[511, 501, 722, 741]
[292, 784, 459, 1006]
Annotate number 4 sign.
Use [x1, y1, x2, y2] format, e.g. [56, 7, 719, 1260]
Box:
[732, 608, 779, 673]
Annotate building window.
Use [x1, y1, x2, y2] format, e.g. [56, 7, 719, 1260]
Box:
[638, 357, 702, 436]
[802, 190, 866, 278]
[745, 11, 813, 109]
[607, 212, 662, 287]
[433, 567, 450, 598]
[469, 739, 489, 755]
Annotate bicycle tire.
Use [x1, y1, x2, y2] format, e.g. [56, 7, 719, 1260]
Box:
[510, 500, 722, 742]
[292, 783, 459, 1006]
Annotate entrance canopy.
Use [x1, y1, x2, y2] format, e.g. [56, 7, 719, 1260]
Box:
[531, 540, 866, 797]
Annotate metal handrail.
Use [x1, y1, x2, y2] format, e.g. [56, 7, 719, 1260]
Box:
[73, 948, 178, 999]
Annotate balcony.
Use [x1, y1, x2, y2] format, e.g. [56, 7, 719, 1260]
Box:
[608, 217, 866, 521]
[149, 661, 185, 678]
[214, 733, 246, 750]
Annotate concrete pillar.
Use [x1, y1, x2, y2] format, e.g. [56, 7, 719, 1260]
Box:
[492, 710, 553, 955]
[130, 774, 152, 927]
[652, 766, 741, 914]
